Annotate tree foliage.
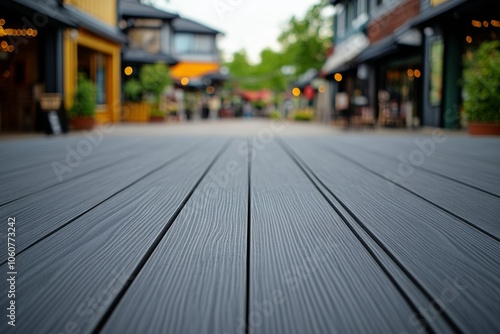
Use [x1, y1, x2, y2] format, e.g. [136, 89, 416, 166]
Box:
[140, 62, 172, 99]
[463, 40, 500, 122]
[225, 0, 332, 92]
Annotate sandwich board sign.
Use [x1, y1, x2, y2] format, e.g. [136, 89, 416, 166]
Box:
[40, 94, 62, 135]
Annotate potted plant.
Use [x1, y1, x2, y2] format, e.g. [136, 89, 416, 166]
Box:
[123, 78, 150, 122]
[70, 74, 96, 130]
[149, 108, 165, 122]
[463, 40, 500, 135]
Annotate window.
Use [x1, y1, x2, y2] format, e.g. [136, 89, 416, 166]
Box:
[128, 28, 161, 54]
[336, 6, 346, 37]
[358, 0, 367, 15]
[174, 33, 214, 54]
[347, 1, 357, 25]
[429, 38, 444, 106]
[95, 54, 106, 105]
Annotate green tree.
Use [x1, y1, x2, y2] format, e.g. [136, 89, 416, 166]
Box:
[140, 62, 171, 102]
[278, 0, 332, 76]
[224, 0, 332, 92]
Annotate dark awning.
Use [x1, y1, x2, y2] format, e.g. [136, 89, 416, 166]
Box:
[122, 49, 178, 66]
[173, 18, 222, 35]
[410, 0, 469, 28]
[120, 0, 178, 20]
[356, 22, 421, 63]
[5, 0, 77, 27]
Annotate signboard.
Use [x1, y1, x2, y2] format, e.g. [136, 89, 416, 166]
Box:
[40, 93, 63, 135]
[335, 92, 349, 111]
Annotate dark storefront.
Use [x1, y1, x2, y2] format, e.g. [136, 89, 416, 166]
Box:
[0, 1, 72, 132]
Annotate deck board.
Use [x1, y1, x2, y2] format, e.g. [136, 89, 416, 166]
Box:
[0, 139, 226, 334]
[1, 132, 499, 334]
[101, 139, 247, 334]
[307, 137, 500, 239]
[0, 138, 205, 262]
[285, 138, 500, 333]
[249, 141, 422, 333]
[0, 137, 155, 204]
[333, 136, 500, 196]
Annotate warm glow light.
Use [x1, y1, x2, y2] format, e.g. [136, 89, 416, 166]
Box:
[466, 36, 472, 43]
[292, 87, 301, 97]
[492, 20, 500, 27]
[1, 41, 7, 49]
[471, 20, 481, 28]
[0, 19, 5, 26]
[7, 45, 14, 52]
[318, 85, 326, 94]
[334, 73, 343, 82]
[124, 66, 133, 76]
[181, 77, 189, 85]
[206, 86, 215, 94]
[414, 69, 421, 78]
[407, 69, 414, 77]
[483, 21, 489, 27]
[0, 27, 37, 37]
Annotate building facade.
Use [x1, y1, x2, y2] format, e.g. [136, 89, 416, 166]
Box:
[323, 0, 500, 129]
[0, 0, 72, 132]
[0, 0, 124, 132]
[63, 0, 124, 125]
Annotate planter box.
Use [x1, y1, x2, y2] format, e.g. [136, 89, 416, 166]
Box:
[71, 117, 95, 131]
[468, 122, 500, 136]
[149, 116, 165, 123]
[123, 102, 151, 123]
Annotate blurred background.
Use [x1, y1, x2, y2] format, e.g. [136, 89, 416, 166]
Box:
[0, 0, 499, 136]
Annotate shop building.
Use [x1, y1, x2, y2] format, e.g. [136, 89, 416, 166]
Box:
[0, 0, 73, 132]
[323, 0, 500, 129]
[0, 0, 125, 132]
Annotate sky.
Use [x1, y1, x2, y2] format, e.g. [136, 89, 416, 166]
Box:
[155, 0, 329, 63]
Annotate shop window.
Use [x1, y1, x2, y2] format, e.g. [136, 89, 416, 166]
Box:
[128, 28, 161, 54]
[95, 54, 106, 105]
[429, 38, 443, 106]
[174, 33, 214, 54]
[336, 6, 346, 38]
[358, 0, 367, 15]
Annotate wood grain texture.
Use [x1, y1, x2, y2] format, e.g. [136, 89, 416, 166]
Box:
[0, 136, 149, 174]
[101, 139, 247, 334]
[308, 137, 500, 240]
[286, 138, 500, 333]
[280, 142, 454, 334]
[0, 138, 205, 262]
[0, 139, 226, 334]
[0, 137, 154, 204]
[249, 141, 420, 334]
[333, 136, 500, 196]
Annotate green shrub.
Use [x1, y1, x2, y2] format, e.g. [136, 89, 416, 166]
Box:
[269, 110, 283, 119]
[71, 74, 96, 117]
[124, 79, 143, 102]
[463, 40, 500, 123]
[149, 108, 165, 117]
[292, 109, 313, 121]
[140, 62, 172, 102]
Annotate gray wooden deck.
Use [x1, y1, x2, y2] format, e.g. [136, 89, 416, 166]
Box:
[1, 133, 499, 334]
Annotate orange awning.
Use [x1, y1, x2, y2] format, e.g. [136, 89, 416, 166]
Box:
[170, 62, 220, 80]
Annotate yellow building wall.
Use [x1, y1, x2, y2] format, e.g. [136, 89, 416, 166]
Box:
[64, 0, 117, 26]
[64, 29, 121, 125]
